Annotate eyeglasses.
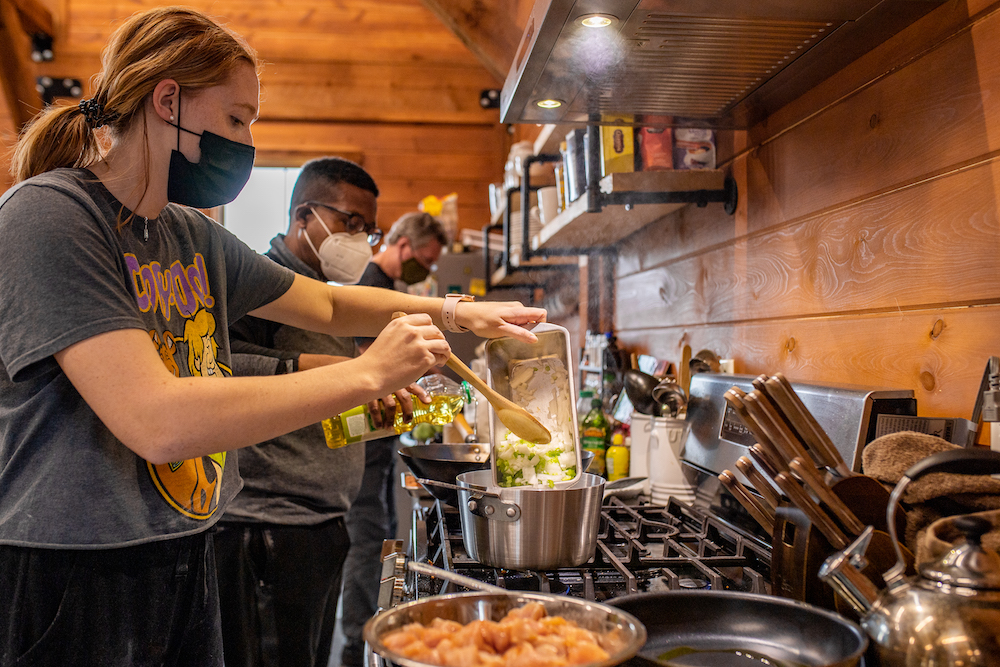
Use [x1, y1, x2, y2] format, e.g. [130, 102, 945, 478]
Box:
[306, 201, 383, 247]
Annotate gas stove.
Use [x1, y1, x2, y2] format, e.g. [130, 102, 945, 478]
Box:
[377, 491, 772, 610]
[376, 373, 914, 613]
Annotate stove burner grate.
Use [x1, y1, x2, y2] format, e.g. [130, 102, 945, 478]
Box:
[396, 495, 772, 605]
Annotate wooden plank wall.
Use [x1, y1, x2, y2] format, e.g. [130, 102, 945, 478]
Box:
[0, 0, 510, 233]
[607, 0, 1000, 422]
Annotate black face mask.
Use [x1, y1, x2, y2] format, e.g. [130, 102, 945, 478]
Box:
[166, 90, 255, 209]
[400, 257, 431, 285]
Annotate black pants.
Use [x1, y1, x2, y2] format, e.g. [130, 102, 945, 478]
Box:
[0, 532, 222, 667]
[213, 517, 350, 667]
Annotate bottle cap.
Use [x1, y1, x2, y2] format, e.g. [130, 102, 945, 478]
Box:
[612, 433, 624, 445]
[461, 381, 473, 404]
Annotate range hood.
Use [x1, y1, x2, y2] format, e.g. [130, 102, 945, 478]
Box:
[500, 0, 945, 127]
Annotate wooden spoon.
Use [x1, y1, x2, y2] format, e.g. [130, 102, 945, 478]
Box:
[445, 354, 552, 444]
[390, 312, 551, 444]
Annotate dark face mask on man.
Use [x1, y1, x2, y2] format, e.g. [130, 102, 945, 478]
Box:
[166, 89, 255, 209]
[399, 241, 432, 285]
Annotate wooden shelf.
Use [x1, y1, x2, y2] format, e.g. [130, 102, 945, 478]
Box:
[532, 123, 584, 155]
[531, 170, 726, 251]
[490, 253, 577, 287]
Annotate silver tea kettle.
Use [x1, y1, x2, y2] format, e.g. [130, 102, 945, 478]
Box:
[819, 448, 1000, 666]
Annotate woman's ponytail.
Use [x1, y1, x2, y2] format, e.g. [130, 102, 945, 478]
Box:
[10, 6, 259, 185]
[10, 102, 101, 183]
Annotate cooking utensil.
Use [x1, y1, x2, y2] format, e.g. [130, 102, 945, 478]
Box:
[735, 455, 780, 510]
[405, 560, 508, 594]
[679, 344, 692, 398]
[609, 591, 867, 667]
[745, 384, 863, 531]
[767, 374, 853, 477]
[445, 353, 551, 444]
[820, 448, 1000, 667]
[365, 590, 647, 667]
[651, 377, 686, 417]
[749, 375, 903, 536]
[624, 369, 660, 416]
[773, 472, 850, 550]
[389, 310, 551, 445]
[397, 443, 489, 506]
[456, 469, 604, 570]
[719, 469, 775, 535]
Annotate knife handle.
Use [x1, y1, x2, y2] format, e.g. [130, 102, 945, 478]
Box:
[771, 373, 853, 478]
[788, 457, 866, 536]
[773, 472, 849, 550]
[735, 456, 780, 510]
[719, 470, 775, 535]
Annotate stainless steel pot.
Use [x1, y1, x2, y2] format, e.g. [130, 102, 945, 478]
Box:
[364, 591, 646, 667]
[456, 469, 604, 570]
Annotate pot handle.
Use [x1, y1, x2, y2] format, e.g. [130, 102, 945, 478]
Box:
[883, 449, 1000, 588]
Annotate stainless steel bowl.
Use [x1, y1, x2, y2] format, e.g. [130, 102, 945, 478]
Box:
[364, 591, 647, 667]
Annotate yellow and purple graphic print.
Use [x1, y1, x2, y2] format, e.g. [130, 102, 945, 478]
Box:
[127, 252, 231, 519]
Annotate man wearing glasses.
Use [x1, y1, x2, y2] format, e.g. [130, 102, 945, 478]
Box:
[339, 211, 447, 667]
[215, 157, 395, 667]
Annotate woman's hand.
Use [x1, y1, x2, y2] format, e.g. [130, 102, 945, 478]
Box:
[360, 314, 450, 399]
[455, 301, 547, 343]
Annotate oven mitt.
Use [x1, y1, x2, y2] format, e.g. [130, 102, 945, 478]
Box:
[862, 431, 1000, 554]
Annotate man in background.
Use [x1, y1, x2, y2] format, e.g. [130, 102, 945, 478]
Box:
[217, 157, 406, 667]
[338, 212, 447, 667]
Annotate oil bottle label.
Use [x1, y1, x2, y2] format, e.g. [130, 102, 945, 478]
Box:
[345, 410, 370, 438]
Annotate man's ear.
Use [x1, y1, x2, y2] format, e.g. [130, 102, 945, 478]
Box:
[151, 79, 180, 123]
[292, 203, 312, 226]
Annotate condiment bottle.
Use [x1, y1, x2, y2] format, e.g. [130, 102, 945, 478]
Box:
[606, 432, 629, 481]
[323, 375, 470, 448]
[581, 397, 609, 476]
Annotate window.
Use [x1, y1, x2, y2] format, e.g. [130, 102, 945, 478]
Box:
[222, 167, 301, 254]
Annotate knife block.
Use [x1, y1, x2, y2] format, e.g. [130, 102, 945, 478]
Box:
[771, 497, 915, 619]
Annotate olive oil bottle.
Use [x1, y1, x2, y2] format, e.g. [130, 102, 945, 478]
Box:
[323, 375, 470, 449]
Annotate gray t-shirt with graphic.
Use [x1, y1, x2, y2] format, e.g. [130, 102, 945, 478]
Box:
[0, 168, 295, 548]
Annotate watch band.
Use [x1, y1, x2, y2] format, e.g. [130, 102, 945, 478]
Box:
[442, 293, 475, 333]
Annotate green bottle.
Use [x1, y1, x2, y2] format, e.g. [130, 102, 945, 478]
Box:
[580, 397, 609, 477]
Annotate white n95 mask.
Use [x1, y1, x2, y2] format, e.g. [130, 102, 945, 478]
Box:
[303, 208, 373, 283]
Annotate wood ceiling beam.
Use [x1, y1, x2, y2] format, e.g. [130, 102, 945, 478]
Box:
[12, 0, 52, 36]
[419, 0, 523, 83]
[0, 0, 43, 130]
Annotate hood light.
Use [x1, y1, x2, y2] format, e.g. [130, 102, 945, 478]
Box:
[535, 99, 564, 109]
[579, 14, 617, 28]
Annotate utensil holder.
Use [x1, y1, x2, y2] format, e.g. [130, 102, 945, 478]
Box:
[632, 413, 697, 501]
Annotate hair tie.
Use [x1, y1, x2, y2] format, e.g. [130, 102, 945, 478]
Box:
[78, 98, 118, 128]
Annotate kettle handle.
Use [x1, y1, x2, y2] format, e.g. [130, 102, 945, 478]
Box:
[883, 448, 1000, 588]
[901, 448, 1000, 479]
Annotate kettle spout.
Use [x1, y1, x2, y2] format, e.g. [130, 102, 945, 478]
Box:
[819, 527, 881, 616]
